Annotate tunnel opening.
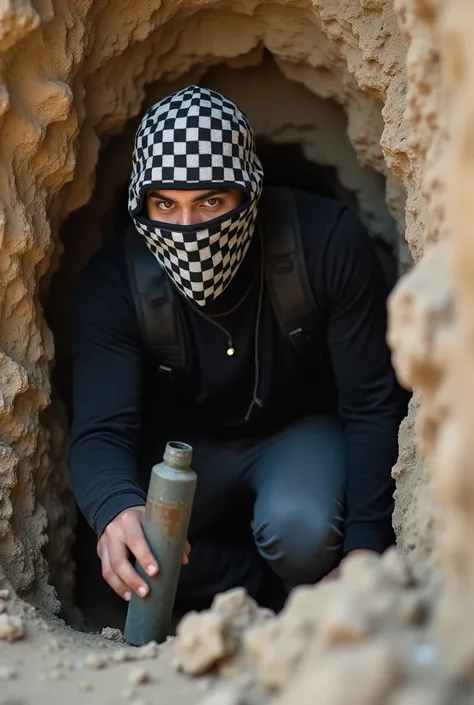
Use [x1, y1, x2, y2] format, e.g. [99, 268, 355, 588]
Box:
[40, 53, 408, 630]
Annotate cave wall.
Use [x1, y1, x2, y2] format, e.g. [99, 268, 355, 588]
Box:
[0, 0, 428, 614]
[390, 0, 474, 672]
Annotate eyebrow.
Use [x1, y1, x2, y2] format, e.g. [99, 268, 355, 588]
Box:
[147, 189, 229, 203]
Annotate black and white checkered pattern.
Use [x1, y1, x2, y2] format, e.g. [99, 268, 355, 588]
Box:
[128, 85, 264, 306]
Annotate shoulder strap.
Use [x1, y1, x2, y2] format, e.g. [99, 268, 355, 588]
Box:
[260, 186, 323, 356]
[124, 226, 186, 371]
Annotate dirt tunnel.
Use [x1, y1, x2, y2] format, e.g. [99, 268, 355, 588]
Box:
[2, 0, 468, 678]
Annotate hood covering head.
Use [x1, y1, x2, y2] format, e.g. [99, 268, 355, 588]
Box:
[128, 85, 264, 306]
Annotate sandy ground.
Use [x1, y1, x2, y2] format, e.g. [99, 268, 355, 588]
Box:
[0, 587, 205, 705]
[1, 549, 470, 705]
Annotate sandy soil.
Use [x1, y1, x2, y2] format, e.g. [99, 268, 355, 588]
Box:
[0, 549, 468, 705]
[0, 584, 204, 705]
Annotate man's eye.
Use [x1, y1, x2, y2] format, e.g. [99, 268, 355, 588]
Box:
[158, 201, 174, 210]
[205, 198, 220, 207]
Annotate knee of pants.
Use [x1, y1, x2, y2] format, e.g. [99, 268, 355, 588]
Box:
[253, 497, 343, 587]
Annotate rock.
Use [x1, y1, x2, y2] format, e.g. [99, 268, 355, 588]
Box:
[127, 667, 150, 685]
[318, 597, 372, 647]
[211, 587, 258, 621]
[244, 623, 305, 691]
[380, 548, 413, 588]
[101, 626, 123, 642]
[174, 612, 236, 676]
[397, 594, 428, 627]
[0, 590, 10, 601]
[339, 552, 389, 593]
[0, 615, 24, 642]
[275, 642, 402, 705]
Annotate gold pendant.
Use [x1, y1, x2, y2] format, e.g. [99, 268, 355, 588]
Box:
[227, 346, 235, 356]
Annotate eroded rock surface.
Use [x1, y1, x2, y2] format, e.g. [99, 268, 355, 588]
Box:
[172, 551, 462, 704]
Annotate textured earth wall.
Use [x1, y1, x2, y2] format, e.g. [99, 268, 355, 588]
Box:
[0, 0, 433, 617]
[392, 0, 474, 677]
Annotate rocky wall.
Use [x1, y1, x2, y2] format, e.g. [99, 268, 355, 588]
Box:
[390, 0, 474, 677]
[0, 0, 421, 614]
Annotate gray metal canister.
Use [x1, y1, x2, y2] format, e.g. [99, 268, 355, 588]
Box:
[123, 441, 196, 646]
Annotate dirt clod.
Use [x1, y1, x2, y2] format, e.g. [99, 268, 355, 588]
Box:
[175, 612, 236, 676]
[101, 627, 124, 642]
[0, 615, 24, 642]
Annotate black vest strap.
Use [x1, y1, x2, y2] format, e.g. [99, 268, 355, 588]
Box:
[260, 186, 321, 355]
[124, 226, 186, 370]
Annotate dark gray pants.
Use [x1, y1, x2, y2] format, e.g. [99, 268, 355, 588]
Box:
[174, 413, 346, 611]
[73, 413, 346, 628]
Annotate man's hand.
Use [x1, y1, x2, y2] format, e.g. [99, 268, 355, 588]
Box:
[321, 549, 379, 583]
[97, 507, 191, 600]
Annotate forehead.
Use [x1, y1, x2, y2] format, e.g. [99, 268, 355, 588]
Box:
[147, 188, 226, 200]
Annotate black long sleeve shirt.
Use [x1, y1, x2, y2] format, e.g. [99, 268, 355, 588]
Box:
[69, 188, 409, 552]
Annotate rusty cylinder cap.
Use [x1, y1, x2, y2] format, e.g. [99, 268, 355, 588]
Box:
[164, 441, 193, 468]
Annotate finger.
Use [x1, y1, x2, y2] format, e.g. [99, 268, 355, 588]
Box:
[122, 513, 159, 579]
[100, 543, 132, 601]
[182, 541, 191, 565]
[108, 528, 150, 598]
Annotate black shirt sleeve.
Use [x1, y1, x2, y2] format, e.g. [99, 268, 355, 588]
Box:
[321, 208, 409, 555]
[68, 243, 147, 538]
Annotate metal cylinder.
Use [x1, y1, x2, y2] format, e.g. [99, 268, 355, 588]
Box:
[123, 441, 196, 646]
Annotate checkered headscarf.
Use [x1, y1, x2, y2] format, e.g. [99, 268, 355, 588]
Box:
[128, 85, 264, 306]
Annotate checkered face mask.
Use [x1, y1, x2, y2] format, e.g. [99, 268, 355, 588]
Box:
[128, 85, 264, 306]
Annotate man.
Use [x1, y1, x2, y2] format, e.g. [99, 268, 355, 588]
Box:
[69, 85, 408, 618]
